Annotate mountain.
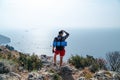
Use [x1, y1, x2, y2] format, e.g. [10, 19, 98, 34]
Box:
[0, 34, 11, 44]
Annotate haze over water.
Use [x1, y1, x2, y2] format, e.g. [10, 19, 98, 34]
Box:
[0, 27, 120, 60]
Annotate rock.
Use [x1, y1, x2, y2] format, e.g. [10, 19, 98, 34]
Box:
[18, 66, 24, 72]
[10, 72, 21, 80]
[28, 72, 44, 80]
[90, 78, 98, 80]
[109, 71, 120, 80]
[60, 66, 74, 80]
[77, 77, 85, 80]
[94, 70, 120, 80]
[0, 73, 20, 80]
[0, 62, 9, 73]
[60, 66, 72, 74]
[0, 76, 3, 80]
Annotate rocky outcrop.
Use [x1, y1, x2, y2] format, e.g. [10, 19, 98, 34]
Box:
[77, 77, 85, 80]
[59, 66, 74, 80]
[28, 72, 44, 80]
[0, 62, 9, 74]
[0, 46, 120, 80]
[94, 70, 120, 80]
[0, 73, 21, 80]
[0, 62, 21, 80]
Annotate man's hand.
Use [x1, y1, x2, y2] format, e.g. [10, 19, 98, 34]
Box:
[52, 49, 55, 53]
[61, 30, 65, 32]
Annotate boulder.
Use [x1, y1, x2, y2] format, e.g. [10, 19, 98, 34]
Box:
[60, 66, 74, 80]
[109, 71, 120, 80]
[28, 72, 44, 80]
[94, 70, 120, 80]
[77, 77, 85, 80]
[60, 66, 72, 74]
[10, 72, 21, 80]
[0, 76, 3, 80]
[0, 73, 20, 80]
[0, 62, 9, 74]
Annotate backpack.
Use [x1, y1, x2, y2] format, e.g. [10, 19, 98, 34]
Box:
[53, 37, 67, 47]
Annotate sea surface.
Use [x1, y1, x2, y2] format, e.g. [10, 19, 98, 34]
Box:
[0, 27, 120, 60]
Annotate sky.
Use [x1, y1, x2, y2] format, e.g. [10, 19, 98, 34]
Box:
[0, 0, 120, 30]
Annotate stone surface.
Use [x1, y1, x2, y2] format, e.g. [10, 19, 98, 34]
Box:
[0, 73, 20, 80]
[0, 62, 9, 74]
[77, 77, 85, 80]
[28, 72, 44, 80]
[94, 70, 120, 80]
[60, 66, 74, 80]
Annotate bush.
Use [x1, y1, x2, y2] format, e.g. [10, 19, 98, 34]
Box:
[0, 47, 43, 72]
[89, 63, 99, 73]
[0, 48, 2, 51]
[53, 73, 61, 80]
[5, 45, 14, 51]
[96, 58, 107, 70]
[69, 55, 85, 69]
[0, 59, 18, 73]
[18, 53, 42, 71]
[106, 51, 120, 72]
[69, 55, 107, 73]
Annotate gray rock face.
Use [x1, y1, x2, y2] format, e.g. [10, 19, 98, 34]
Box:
[60, 66, 72, 75]
[77, 77, 85, 80]
[60, 66, 74, 80]
[10, 72, 21, 80]
[0, 62, 9, 74]
[0, 76, 3, 80]
[0, 73, 21, 80]
[28, 72, 44, 80]
[94, 70, 120, 80]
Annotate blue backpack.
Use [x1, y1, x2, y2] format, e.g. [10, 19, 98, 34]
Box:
[53, 41, 67, 47]
[53, 37, 67, 47]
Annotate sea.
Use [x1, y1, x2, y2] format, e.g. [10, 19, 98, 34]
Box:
[0, 27, 120, 61]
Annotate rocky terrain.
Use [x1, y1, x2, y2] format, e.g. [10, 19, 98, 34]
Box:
[0, 45, 120, 80]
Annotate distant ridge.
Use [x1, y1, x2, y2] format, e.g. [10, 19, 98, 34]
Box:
[0, 34, 11, 44]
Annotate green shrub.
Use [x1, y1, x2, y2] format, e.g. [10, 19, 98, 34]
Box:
[17, 53, 42, 71]
[69, 55, 106, 73]
[0, 48, 2, 51]
[5, 45, 14, 51]
[89, 63, 99, 73]
[69, 55, 84, 69]
[53, 73, 61, 80]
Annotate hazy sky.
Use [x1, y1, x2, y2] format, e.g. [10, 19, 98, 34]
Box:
[0, 0, 120, 30]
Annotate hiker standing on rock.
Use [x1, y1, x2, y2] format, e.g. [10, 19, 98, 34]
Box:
[52, 30, 69, 66]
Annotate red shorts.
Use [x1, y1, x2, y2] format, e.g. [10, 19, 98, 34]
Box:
[55, 49, 65, 57]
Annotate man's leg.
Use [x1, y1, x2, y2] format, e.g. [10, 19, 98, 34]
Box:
[54, 54, 57, 65]
[60, 56, 63, 67]
[60, 49, 65, 67]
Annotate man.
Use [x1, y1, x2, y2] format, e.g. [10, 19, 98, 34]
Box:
[52, 30, 69, 66]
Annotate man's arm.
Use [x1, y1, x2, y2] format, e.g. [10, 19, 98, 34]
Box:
[62, 30, 69, 40]
[52, 38, 56, 53]
[52, 47, 55, 53]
